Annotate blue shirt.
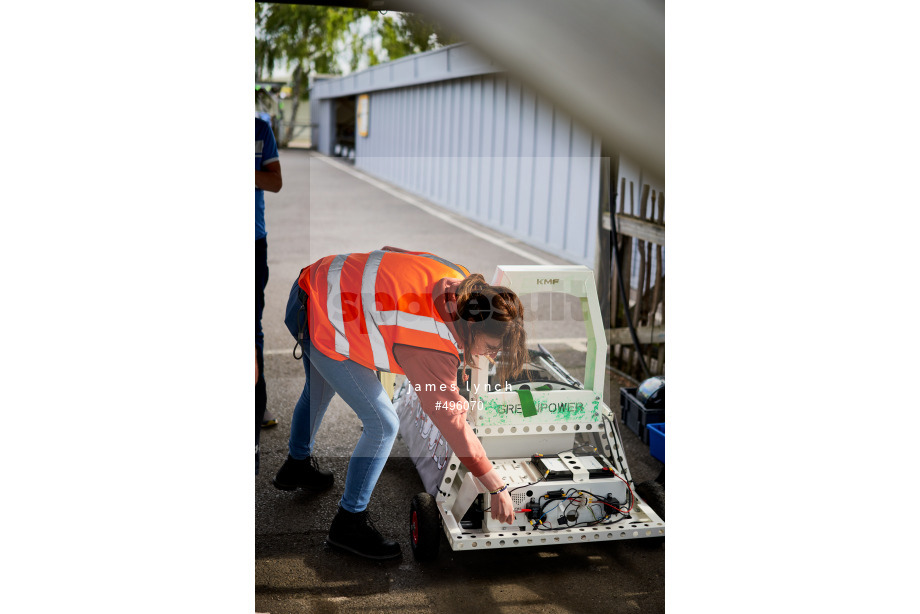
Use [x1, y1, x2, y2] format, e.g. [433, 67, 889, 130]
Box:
[255, 118, 280, 241]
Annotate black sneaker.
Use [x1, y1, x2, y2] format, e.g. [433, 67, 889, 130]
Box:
[327, 506, 402, 560]
[272, 455, 334, 492]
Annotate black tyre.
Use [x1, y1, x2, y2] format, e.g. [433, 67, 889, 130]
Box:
[409, 492, 441, 562]
[635, 479, 665, 520]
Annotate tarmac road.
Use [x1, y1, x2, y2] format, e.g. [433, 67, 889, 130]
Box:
[255, 149, 665, 614]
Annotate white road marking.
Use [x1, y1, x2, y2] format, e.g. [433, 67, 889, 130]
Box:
[313, 154, 555, 266]
[264, 349, 295, 356]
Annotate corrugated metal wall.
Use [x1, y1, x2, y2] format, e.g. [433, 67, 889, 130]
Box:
[310, 98, 332, 155]
[355, 75, 601, 267]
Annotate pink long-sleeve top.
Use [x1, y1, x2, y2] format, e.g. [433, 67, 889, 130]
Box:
[390, 277, 493, 477]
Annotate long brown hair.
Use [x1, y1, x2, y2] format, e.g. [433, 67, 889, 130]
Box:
[454, 273, 528, 384]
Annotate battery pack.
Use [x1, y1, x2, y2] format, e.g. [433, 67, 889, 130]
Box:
[531, 455, 574, 480]
[577, 454, 614, 479]
[543, 453, 614, 479]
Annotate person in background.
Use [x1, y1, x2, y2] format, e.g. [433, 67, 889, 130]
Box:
[255, 116, 282, 473]
[273, 246, 527, 559]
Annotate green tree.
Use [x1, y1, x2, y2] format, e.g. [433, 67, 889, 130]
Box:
[378, 13, 460, 61]
[255, 6, 461, 145]
[255, 3, 362, 146]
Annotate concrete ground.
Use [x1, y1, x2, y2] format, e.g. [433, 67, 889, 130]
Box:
[256, 149, 665, 614]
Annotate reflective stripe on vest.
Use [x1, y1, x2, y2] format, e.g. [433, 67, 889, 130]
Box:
[309, 250, 468, 373]
[415, 253, 467, 278]
[361, 250, 389, 370]
[327, 253, 350, 356]
[377, 310, 458, 346]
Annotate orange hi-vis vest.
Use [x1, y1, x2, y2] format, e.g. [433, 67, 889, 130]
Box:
[298, 250, 471, 374]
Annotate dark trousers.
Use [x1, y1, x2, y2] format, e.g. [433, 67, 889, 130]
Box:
[256, 237, 269, 474]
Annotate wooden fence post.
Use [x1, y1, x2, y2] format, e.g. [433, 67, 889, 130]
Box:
[608, 176, 665, 378]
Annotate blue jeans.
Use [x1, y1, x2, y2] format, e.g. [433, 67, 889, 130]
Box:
[284, 279, 399, 513]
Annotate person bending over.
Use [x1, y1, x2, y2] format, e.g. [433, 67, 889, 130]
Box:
[274, 246, 527, 559]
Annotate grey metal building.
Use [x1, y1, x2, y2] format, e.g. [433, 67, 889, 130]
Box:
[310, 43, 657, 273]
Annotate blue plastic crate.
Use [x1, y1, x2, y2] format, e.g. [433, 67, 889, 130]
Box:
[647, 423, 665, 464]
[620, 387, 665, 444]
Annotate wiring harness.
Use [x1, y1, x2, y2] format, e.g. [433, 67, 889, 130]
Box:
[521, 474, 635, 531]
[482, 443, 638, 531]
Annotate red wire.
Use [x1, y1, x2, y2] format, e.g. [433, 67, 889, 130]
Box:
[516, 471, 637, 518]
[598, 472, 635, 514]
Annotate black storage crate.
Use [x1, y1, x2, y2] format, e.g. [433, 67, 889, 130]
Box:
[620, 387, 665, 444]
